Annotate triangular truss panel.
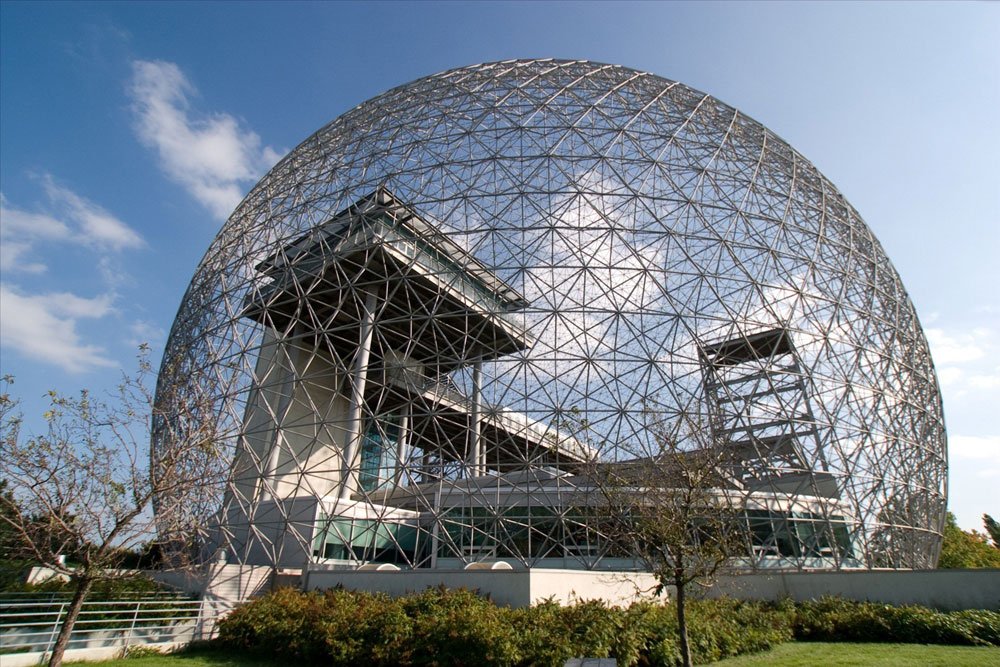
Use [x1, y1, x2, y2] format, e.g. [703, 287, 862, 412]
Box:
[153, 60, 946, 573]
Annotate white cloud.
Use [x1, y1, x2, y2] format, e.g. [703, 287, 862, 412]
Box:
[948, 434, 1000, 534]
[0, 183, 144, 373]
[935, 365, 964, 387]
[0, 181, 143, 273]
[40, 175, 145, 251]
[128, 60, 282, 220]
[968, 371, 1000, 390]
[0, 193, 72, 240]
[949, 434, 1000, 462]
[925, 327, 987, 365]
[925, 326, 1000, 398]
[0, 241, 46, 274]
[0, 284, 116, 373]
[127, 319, 166, 349]
[1, 193, 71, 273]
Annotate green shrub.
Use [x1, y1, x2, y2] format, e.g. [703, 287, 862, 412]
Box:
[557, 599, 622, 659]
[951, 609, 1000, 645]
[4, 573, 167, 596]
[402, 587, 521, 667]
[509, 599, 576, 667]
[215, 587, 997, 667]
[217, 587, 328, 661]
[612, 600, 666, 667]
[793, 597, 1000, 647]
[318, 588, 412, 666]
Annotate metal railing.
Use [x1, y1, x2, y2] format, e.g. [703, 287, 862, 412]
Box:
[0, 595, 223, 657]
[0, 590, 189, 604]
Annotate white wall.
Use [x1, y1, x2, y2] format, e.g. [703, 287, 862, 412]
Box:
[304, 568, 661, 607]
[305, 567, 1000, 610]
[708, 569, 1000, 611]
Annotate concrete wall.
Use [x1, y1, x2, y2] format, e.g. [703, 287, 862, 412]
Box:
[162, 563, 280, 638]
[154, 563, 1000, 612]
[143, 568, 207, 595]
[306, 567, 1000, 610]
[24, 566, 69, 584]
[708, 569, 1000, 611]
[305, 568, 660, 607]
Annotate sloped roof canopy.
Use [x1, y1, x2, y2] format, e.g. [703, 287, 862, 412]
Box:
[244, 187, 532, 372]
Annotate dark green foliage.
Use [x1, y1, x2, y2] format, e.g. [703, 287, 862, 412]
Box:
[216, 588, 329, 662]
[793, 597, 1000, 646]
[983, 514, 1000, 549]
[321, 587, 413, 666]
[216, 587, 796, 667]
[0, 478, 32, 589]
[402, 587, 520, 666]
[214, 588, 999, 666]
[3, 572, 167, 596]
[510, 598, 629, 666]
[219, 587, 516, 667]
[113, 542, 165, 570]
[938, 512, 1000, 568]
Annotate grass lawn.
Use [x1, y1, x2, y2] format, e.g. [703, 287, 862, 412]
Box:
[66, 647, 281, 667]
[65, 642, 1000, 667]
[715, 642, 1000, 666]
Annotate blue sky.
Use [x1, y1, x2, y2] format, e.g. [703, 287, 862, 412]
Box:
[1, 1, 997, 531]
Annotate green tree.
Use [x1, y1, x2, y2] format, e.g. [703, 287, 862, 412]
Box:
[0, 478, 32, 588]
[982, 514, 1000, 549]
[937, 512, 1000, 568]
[0, 351, 224, 667]
[592, 408, 748, 667]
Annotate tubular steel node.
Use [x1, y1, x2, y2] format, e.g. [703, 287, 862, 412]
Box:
[153, 59, 947, 572]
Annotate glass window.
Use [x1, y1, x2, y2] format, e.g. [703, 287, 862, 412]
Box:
[360, 413, 401, 492]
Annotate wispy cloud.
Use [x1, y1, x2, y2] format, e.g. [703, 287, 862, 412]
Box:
[949, 434, 1000, 480]
[925, 327, 987, 366]
[926, 326, 1000, 395]
[40, 175, 145, 250]
[0, 284, 116, 373]
[1, 180, 145, 372]
[128, 60, 282, 220]
[127, 319, 166, 350]
[1, 194, 71, 274]
[0, 179, 143, 273]
[950, 434, 1000, 461]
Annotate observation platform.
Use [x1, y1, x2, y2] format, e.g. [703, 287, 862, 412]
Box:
[243, 186, 532, 371]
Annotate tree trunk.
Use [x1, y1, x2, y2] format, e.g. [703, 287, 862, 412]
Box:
[675, 571, 692, 667]
[48, 575, 93, 667]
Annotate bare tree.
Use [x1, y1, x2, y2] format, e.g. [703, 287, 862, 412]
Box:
[0, 348, 224, 667]
[593, 407, 748, 667]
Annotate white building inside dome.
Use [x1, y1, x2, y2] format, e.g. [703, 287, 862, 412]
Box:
[215, 187, 862, 573]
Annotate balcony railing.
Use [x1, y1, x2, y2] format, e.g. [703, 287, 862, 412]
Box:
[0, 594, 225, 657]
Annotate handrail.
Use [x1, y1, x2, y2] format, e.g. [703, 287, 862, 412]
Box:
[0, 596, 224, 656]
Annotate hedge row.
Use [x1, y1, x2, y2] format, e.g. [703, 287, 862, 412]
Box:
[215, 588, 1000, 667]
[216, 587, 792, 667]
[793, 597, 1000, 647]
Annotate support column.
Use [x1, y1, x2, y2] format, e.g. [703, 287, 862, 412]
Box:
[394, 410, 410, 487]
[340, 288, 378, 499]
[260, 334, 302, 503]
[469, 360, 483, 476]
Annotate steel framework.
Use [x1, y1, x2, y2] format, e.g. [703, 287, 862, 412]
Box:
[153, 59, 947, 571]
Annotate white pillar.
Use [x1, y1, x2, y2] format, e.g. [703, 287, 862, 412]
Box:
[394, 410, 410, 487]
[340, 289, 378, 499]
[469, 360, 483, 476]
[261, 335, 302, 503]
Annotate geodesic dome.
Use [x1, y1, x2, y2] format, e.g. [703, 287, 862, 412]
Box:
[154, 59, 947, 571]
